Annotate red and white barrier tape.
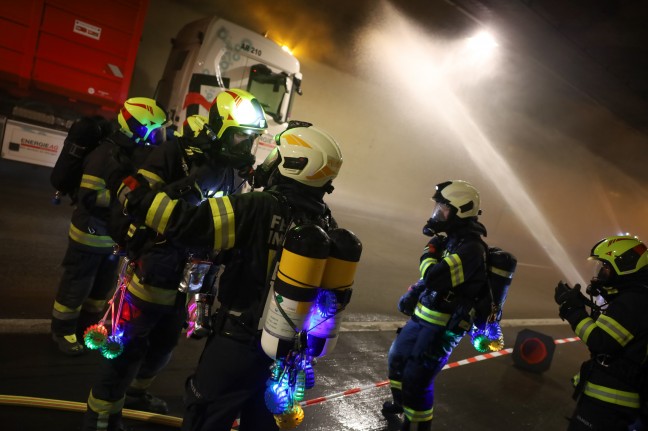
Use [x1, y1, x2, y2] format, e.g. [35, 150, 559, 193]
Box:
[301, 380, 391, 407]
[300, 336, 580, 407]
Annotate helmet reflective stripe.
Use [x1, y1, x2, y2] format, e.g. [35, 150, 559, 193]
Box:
[283, 134, 311, 148]
[125, 101, 154, 114]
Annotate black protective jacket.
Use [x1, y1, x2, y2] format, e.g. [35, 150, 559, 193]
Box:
[415, 220, 488, 317]
[69, 132, 151, 253]
[564, 273, 648, 408]
[134, 181, 335, 326]
[124, 138, 212, 304]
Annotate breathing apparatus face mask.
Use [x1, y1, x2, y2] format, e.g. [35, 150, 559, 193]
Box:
[213, 128, 258, 170]
[423, 201, 453, 236]
[253, 147, 281, 189]
[222, 129, 259, 155]
[586, 260, 617, 298]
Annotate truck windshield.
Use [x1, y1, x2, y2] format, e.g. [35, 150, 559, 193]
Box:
[247, 64, 290, 124]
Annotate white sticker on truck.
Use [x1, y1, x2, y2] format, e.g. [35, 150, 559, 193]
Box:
[1, 120, 66, 167]
[74, 19, 102, 40]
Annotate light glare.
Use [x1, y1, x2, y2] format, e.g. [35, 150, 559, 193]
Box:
[466, 30, 499, 51]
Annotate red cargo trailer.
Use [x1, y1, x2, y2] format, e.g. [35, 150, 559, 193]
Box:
[0, 0, 149, 167]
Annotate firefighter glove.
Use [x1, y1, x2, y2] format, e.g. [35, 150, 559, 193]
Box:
[398, 280, 425, 316]
[122, 175, 152, 220]
[554, 281, 586, 319]
[117, 174, 145, 205]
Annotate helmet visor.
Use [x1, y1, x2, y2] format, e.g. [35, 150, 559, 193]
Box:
[124, 113, 168, 146]
[591, 260, 613, 283]
[587, 259, 615, 296]
[430, 201, 452, 222]
[224, 129, 259, 155]
[147, 126, 168, 145]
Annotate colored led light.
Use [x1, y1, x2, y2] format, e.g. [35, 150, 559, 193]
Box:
[101, 335, 124, 359]
[303, 363, 315, 389]
[274, 405, 304, 430]
[83, 324, 108, 350]
[265, 382, 290, 414]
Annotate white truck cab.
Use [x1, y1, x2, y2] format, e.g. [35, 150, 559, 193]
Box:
[156, 16, 302, 165]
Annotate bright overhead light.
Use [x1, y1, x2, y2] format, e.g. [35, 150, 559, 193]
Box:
[466, 30, 499, 52]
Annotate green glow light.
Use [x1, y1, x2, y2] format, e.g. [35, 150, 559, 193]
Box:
[83, 324, 108, 350]
[101, 337, 124, 359]
[472, 335, 491, 353]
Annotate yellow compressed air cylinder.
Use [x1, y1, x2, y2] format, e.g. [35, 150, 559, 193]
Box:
[261, 224, 330, 359]
[306, 228, 362, 357]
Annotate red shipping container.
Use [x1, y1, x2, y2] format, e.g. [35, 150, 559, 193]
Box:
[0, 0, 149, 110]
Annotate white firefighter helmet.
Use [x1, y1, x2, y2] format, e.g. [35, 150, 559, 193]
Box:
[260, 122, 343, 188]
[433, 180, 481, 219]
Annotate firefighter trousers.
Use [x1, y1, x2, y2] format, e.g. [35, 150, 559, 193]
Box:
[183, 330, 277, 431]
[52, 246, 119, 336]
[387, 316, 464, 429]
[568, 393, 641, 431]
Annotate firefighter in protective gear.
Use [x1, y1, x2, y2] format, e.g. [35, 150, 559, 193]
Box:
[51, 97, 167, 356]
[554, 235, 648, 431]
[117, 121, 342, 431]
[383, 180, 488, 431]
[208, 88, 267, 174]
[82, 90, 264, 431]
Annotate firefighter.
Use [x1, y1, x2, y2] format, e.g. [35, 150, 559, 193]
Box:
[554, 235, 648, 431]
[50, 98, 168, 356]
[116, 121, 341, 431]
[382, 180, 488, 431]
[82, 90, 266, 431]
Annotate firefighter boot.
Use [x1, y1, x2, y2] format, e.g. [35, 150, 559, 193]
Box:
[382, 400, 404, 416]
[83, 404, 131, 431]
[124, 388, 168, 414]
[52, 333, 85, 356]
[382, 401, 404, 429]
